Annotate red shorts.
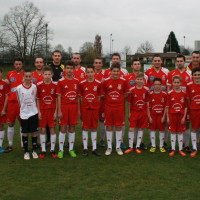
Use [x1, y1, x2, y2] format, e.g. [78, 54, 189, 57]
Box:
[81, 108, 99, 129]
[104, 105, 125, 127]
[7, 101, 20, 123]
[59, 104, 78, 126]
[190, 109, 200, 130]
[168, 113, 186, 133]
[148, 114, 165, 131]
[99, 99, 105, 120]
[0, 105, 7, 124]
[129, 109, 148, 128]
[39, 109, 56, 128]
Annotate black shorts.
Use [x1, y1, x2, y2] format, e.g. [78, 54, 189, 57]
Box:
[21, 114, 39, 134]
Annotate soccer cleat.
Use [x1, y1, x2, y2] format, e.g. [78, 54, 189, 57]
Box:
[5, 146, 13, 153]
[69, 150, 77, 158]
[50, 151, 58, 158]
[99, 140, 105, 147]
[32, 151, 38, 159]
[190, 150, 197, 158]
[0, 147, 5, 153]
[163, 142, 168, 150]
[169, 150, 175, 157]
[58, 151, 64, 159]
[160, 147, 166, 153]
[39, 151, 46, 159]
[184, 146, 192, 153]
[120, 143, 128, 150]
[105, 148, 112, 156]
[135, 148, 142, 154]
[116, 148, 123, 155]
[149, 147, 156, 153]
[92, 149, 101, 156]
[82, 149, 89, 156]
[24, 152, 30, 160]
[124, 148, 134, 154]
[179, 150, 186, 157]
[140, 143, 147, 150]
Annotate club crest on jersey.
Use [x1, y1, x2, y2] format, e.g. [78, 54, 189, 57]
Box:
[185, 77, 189, 82]
[192, 90, 195, 93]
[51, 89, 54, 94]
[93, 86, 97, 91]
[161, 98, 164, 103]
[42, 89, 45, 92]
[162, 75, 166, 80]
[180, 97, 184, 103]
[150, 76, 155, 82]
[80, 73, 84, 78]
[129, 80, 135, 86]
[117, 84, 122, 90]
[143, 94, 145, 99]
[74, 84, 77, 89]
[0, 85, 3, 90]
[152, 99, 155, 102]
[109, 85, 112, 88]
[31, 91, 34, 95]
[10, 77, 16, 83]
[65, 85, 68, 88]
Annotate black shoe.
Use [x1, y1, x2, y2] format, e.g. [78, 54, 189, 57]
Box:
[197, 143, 200, 149]
[184, 146, 192, 153]
[163, 142, 168, 150]
[140, 143, 147, 150]
[4, 146, 13, 153]
[92, 149, 101, 156]
[82, 149, 89, 156]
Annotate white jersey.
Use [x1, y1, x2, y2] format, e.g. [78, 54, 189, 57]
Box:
[16, 83, 38, 119]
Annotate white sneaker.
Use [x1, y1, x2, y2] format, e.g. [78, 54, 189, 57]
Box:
[24, 152, 30, 160]
[116, 148, 123, 155]
[105, 148, 112, 156]
[32, 151, 38, 159]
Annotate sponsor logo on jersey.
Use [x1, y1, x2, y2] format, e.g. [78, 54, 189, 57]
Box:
[108, 91, 120, 100]
[85, 94, 95, 102]
[150, 76, 155, 82]
[10, 77, 16, 83]
[129, 80, 135, 86]
[11, 87, 16, 92]
[32, 78, 37, 83]
[43, 96, 53, 104]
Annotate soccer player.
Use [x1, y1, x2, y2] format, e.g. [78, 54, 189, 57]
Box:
[187, 51, 200, 71]
[93, 58, 106, 147]
[36, 66, 57, 158]
[71, 53, 86, 81]
[32, 57, 44, 84]
[57, 61, 79, 158]
[166, 76, 187, 157]
[79, 65, 101, 156]
[6, 57, 24, 152]
[102, 63, 127, 155]
[186, 67, 200, 157]
[148, 78, 167, 153]
[125, 72, 149, 154]
[0, 68, 9, 153]
[16, 69, 38, 160]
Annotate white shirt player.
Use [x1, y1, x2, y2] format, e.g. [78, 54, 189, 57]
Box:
[16, 84, 38, 119]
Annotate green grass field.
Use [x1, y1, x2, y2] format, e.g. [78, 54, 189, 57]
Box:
[1, 65, 199, 200]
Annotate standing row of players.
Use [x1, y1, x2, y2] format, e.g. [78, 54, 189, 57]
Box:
[0, 51, 200, 159]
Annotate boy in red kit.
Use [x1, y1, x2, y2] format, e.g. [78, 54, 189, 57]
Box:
[102, 63, 127, 156]
[0, 68, 9, 153]
[57, 61, 79, 158]
[166, 76, 187, 157]
[36, 66, 57, 158]
[125, 72, 149, 154]
[79, 65, 101, 156]
[187, 68, 200, 157]
[148, 78, 167, 153]
[6, 57, 24, 152]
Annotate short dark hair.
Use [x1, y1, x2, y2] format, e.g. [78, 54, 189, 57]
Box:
[153, 77, 162, 83]
[111, 62, 121, 71]
[14, 57, 24, 63]
[72, 52, 81, 58]
[52, 50, 62, 56]
[131, 59, 140, 65]
[192, 51, 200, 55]
[192, 67, 200, 75]
[152, 54, 162, 60]
[24, 68, 32, 73]
[65, 60, 75, 68]
[34, 57, 44, 63]
[172, 75, 182, 82]
[176, 54, 185, 61]
[43, 66, 53, 73]
[136, 72, 144, 78]
[86, 65, 95, 72]
[112, 53, 121, 59]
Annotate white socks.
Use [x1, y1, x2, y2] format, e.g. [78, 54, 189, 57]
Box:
[128, 131, 134, 148]
[40, 134, 46, 152]
[178, 134, 183, 151]
[171, 133, 183, 150]
[0, 130, 5, 147]
[50, 134, 56, 151]
[106, 131, 112, 149]
[170, 134, 176, 150]
[59, 132, 66, 152]
[91, 131, 97, 150]
[7, 127, 14, 146]
[150, 131, 156, 147]
[116, 130, 122, 149]
[159, 131, 165, 147]
[68, 132, 75, 151]
[82, 130, 88, 149]
[136, 130, 143, 148]
[191, 132, 197, 150]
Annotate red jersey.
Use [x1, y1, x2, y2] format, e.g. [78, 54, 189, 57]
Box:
[73, 66, 86, 81]
[187, 81, 200, 110]
[167, 68, 191, 91]
[167, 90, 187, 114]
[125, 72, 148, 90]
[0, 79, 9, 105]
[79, 79, 101, 109]
[149, 90, 167, 115]
[101, 77, 127, 107]
[32, 71, 44, 84]
[145, 67, 169, 90]
[7, 70, 24, 102]
[104, 68, 129, 79]
[56, 77, 79, 105]
[128, 86, 149, 111]
[94, 70, 105, 82]
[187, 62, 200, 71]
[36, 81, 57, 109]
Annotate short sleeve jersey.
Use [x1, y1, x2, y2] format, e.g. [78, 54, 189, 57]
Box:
[94, 70, 105, 82]
[0, 79, 9, 105]
[101, 77, 127, 107]
[73, 66, 86, 81]
[104, 68, 129, 79]
[145, 67, 169, 90]
[56, 77, 79, 105]
[32, 71, 44, 84]
[166, 90, 187, 114]
[167, 69, 191, 91]
[128, 86, 149, 111]
[78, 79, 101, 109]
[187, 81, 200, 110]
[16, 84, 38, 119]
[36, 81, 57, 109]
[149, 90, 167, 115]
[7, 70, 24, 102]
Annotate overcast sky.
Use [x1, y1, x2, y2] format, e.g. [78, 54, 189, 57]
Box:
[0, 0, 199, 55]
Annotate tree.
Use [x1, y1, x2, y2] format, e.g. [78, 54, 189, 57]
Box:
[180, 45, 193, 55]
[67, 46, 73, 58]
[123, 45, 131, 55]
[1, 2, 51, 61]
[136, 41, 154, 54]
[163, 31, 180, 53]
[93, 34, 102, 56]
